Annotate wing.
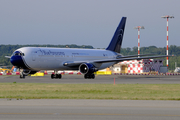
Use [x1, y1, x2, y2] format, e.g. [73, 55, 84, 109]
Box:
[63, 55, 172, 67]
[94, 55, 171, 63]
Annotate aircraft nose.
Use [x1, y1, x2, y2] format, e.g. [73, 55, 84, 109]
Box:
[10, 55, 23, 67]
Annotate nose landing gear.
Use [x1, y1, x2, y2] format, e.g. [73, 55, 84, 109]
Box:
[20, 74, 25, 78]
[20, 69, 25, 79]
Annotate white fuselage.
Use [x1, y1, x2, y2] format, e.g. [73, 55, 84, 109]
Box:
[16, 47, 117, 71]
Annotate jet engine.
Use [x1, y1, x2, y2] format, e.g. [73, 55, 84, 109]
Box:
[79, 63, 97, 74]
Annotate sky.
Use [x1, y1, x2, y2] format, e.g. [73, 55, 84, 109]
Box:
[0, 0, 179, 49]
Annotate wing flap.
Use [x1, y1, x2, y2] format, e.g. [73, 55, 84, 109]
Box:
[94, 55, 171, 63]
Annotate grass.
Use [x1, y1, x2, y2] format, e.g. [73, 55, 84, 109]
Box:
[0, 83, 180, 100]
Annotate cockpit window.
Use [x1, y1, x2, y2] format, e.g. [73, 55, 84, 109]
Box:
[14, 53, 20, 56]
[20, 53, 24, 56]
[13, 51, 25, 56]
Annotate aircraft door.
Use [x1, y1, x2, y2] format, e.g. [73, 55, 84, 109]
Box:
[72, 54, 75, 60]
[32, 51, 37, 61]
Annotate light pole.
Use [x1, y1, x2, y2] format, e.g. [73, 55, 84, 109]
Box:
[161, 15, 174, 69]
[134, 26, 145, 57]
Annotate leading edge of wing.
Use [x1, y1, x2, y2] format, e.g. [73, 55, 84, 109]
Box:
[63, 55, 172, 67]
[94, 55, 172, 63]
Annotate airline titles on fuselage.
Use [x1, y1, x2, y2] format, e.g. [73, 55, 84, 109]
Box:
[39, 50, 65, 56]
[36, 49, 91, 57]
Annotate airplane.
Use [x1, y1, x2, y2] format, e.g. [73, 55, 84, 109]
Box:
[7, 17, 170, 79]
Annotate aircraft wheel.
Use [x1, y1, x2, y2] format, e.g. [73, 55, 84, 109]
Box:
[20, 74, 25, 79]
[58, 74, 62, 79]
[51, 74, 55, 79]
[84, 74, 95, 79]
[84, 74, 88, 79]
[51, 74, 61, 79]
[91, 74, 95, 79]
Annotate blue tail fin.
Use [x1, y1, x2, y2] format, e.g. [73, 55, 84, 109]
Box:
[106, 17, 126, 53]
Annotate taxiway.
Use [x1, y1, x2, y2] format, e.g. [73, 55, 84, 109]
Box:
[0, 99, 180, 120]
[0, 74, 180, 84]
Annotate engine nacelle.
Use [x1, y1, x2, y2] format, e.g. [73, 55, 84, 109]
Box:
[79, 63, 97, 74]
[23, 69, 37, 76]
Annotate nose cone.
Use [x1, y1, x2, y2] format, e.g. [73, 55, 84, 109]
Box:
[10, 50, 28, 69]
[10, 55, 24, 67]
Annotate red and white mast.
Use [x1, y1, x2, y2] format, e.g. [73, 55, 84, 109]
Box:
[161, 15, 174, 69]
[134, 26, 144, 57]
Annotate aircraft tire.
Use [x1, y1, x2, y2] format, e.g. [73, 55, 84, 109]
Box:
[84, 74, 95, 79]
[51, 74, 61, 79]
[84, 74, 88, 79]
[58, 74, 62, 79]
[51, 74, 54, 79]
[91, 74, 95, 79]
[20, 74, 25, 79]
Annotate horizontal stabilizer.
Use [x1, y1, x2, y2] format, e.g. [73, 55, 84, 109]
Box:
[116, 54, 156, 59]
[5, 56, 11, 58]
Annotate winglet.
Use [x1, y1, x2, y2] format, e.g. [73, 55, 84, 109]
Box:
[106, 17, 126, 53]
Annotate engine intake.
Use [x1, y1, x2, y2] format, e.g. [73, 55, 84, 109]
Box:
[79, 63, 97, 74]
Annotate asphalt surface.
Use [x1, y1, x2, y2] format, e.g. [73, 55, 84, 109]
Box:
[1, 75, 180, 120]
[0, 74, 180, 84]
[0, 99, 180, 120]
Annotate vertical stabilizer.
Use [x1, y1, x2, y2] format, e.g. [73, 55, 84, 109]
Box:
[106, 17, 126, 53]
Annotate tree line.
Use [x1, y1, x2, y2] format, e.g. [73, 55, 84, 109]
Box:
[0, 45, 180, 70]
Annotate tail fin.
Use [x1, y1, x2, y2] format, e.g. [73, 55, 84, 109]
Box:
[106, 17, 126, 53]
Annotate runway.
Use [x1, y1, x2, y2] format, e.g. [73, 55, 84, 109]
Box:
[0, 74, 180, 84]
[0, 99, 180, 120]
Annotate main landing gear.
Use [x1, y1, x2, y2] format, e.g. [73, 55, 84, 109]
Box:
[51, 70, 62, 79]
[84, 73, 95, 79]
[51, 74, 62, 79]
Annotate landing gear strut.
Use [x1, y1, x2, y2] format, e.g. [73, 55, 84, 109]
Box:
[20, 74, 25, 78]
[20, 69, 25, 79]
[51, 70, 62, 79]
[84, 73, 95, 79]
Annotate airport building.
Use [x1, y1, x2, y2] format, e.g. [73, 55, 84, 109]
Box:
[111, 59, 165, 74]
